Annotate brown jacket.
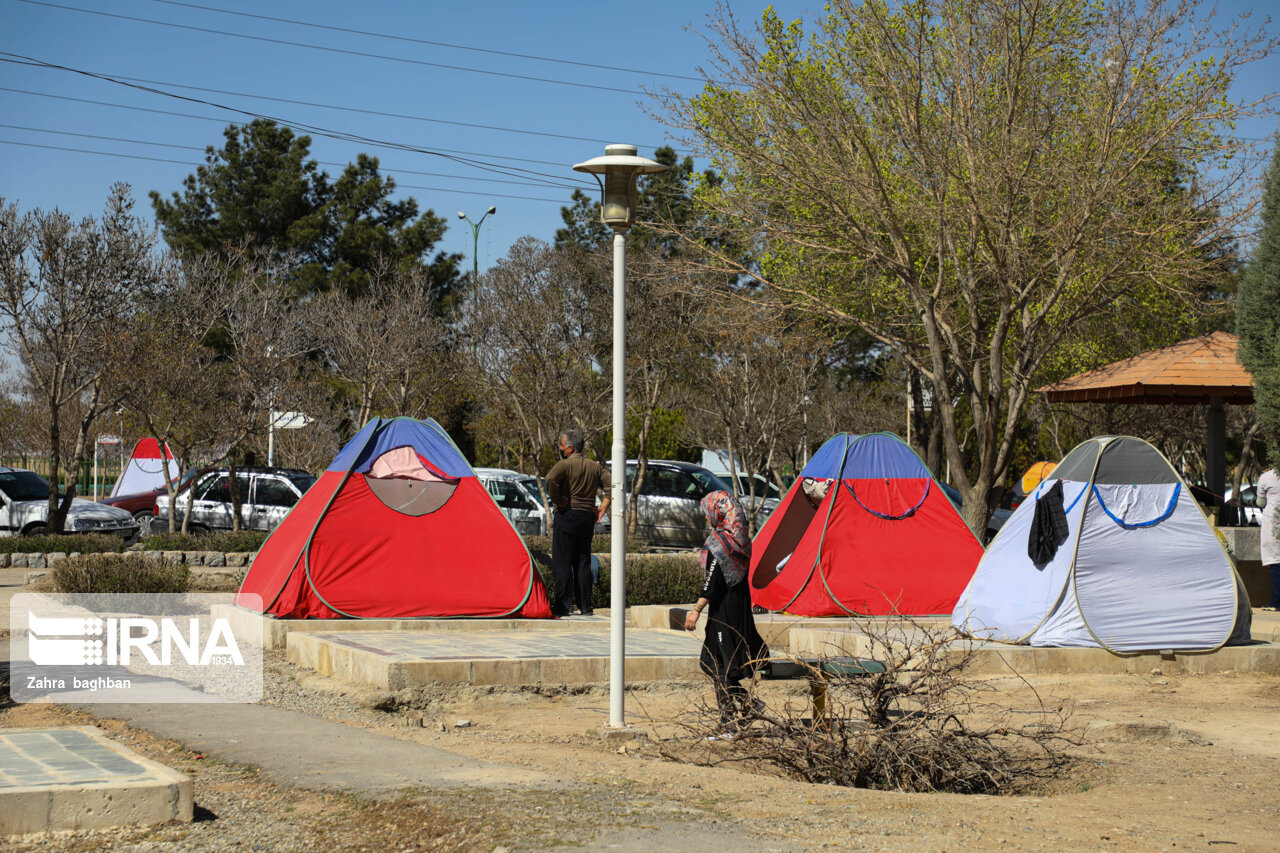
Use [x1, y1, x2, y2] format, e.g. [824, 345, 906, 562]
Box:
[546, 453, 611, 513]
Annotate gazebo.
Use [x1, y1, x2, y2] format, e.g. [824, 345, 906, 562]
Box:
[1038, 331, 1254, 520]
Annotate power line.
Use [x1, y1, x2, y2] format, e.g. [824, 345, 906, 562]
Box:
[0, 56, 647, 148]
[0, 56, 593, 188]
[0, 139, 571, 204]
[147, 0, 705, 83]
[0, 123, 585, 191]
[18, 0, 646, 95]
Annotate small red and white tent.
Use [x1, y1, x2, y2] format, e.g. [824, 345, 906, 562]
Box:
[110, 438, 178, 498]
[750, 432, 983, 616]
[236, 417, 552, 619]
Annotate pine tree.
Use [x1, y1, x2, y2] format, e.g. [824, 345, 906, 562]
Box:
[1237, 141, 1280, 461]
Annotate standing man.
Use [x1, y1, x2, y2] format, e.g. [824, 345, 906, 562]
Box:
[546, 429, 611, 617]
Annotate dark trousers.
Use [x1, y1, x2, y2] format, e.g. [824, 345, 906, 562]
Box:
[1269, 564, 1280, 609]
[551, 509, 595, 615]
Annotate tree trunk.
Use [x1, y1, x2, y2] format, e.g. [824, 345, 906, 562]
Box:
[228, 457, 244, 532]
[46, 397, 65, 534]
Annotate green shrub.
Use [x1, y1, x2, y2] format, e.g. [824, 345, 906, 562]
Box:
[522, 533, 643, 556]
[534, 553, 702, 608]
[0, 534, 126, 554]
[50, 554, 190, 594]
[146, 530, 268, 552]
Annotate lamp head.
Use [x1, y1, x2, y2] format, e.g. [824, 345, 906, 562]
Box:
[456, 211, 466, 220]
[486, 206, 497, 216]
[572, 144, 668, 230]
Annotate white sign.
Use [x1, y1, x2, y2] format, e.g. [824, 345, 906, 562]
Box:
[270, 411, 312, 430]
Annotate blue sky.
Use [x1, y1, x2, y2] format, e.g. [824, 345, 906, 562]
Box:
[1, 0, 1276, 274]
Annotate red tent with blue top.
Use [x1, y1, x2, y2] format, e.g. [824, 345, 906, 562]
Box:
[236, 417, 551, 619]
[750, 432, 982, 616]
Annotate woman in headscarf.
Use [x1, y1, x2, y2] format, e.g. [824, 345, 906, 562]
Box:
[684, 490, 769, 729]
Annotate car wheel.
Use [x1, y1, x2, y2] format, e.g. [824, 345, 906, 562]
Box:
[21, 523, 48, 537]
[134, 510, 158, 538]
[187, 523, 210, 535]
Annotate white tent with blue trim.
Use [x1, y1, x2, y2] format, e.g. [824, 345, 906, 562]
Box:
[953, 435, 1251, 652]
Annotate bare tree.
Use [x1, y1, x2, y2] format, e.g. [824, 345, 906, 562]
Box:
[311, 256, 457, 428]
[465, 237, 609, 487]
[679, 298, 828, 530]
[0, 185, 165, 532]
[662, 0, 1274, 533]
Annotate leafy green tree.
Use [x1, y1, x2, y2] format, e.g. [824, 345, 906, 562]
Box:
[151, 120, 461, 304]
[668, 0, 1272, 533]
[1238, 142, 1280, 460]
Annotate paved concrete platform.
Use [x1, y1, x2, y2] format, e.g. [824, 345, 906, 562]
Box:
[0, 726, 192, 835]
[288, 629, 704, 688]
[788, 626, 1280, 675]
[212, 604, 611, 650]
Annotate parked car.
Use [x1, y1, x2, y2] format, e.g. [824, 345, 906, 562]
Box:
[475, 468, 549, 536]
[705, 466, 785, 502]
[605, 459, 779, 549]
[476, 468, 612, 537]
[155, 467, 317, 533]
[0, 467, 139, 539]
[98, 466, 209, 538]
[938, 482, 1011, 543]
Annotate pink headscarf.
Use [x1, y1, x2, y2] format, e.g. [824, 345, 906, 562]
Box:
[700, 490, 751, 586]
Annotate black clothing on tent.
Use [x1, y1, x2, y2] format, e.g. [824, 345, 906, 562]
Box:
[1028, 479, 1070, 566]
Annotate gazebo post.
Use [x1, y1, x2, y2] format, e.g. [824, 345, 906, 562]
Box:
[1207, 395, 1226, 523]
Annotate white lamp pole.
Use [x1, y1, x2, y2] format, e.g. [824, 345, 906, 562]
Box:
[573, 144, 667, 729]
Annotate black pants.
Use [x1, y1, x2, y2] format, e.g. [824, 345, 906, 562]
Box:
[551, 509, 595, 615]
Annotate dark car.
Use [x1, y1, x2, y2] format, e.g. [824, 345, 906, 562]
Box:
[99, 467, 209, 538]
[155, 467, 317, 534]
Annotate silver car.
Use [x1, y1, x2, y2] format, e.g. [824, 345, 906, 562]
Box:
[156, 467, 316, 533]
[475, 468, 549, 536]
[0, 467, 139, 539]
[606, 460, 778, 549]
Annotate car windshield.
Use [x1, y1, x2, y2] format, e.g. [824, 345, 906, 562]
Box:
[0, 471, 52, 502]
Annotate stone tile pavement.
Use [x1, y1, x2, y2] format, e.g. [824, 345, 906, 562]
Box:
[0, 726, 192, 834]
[287, 629, 706, 688]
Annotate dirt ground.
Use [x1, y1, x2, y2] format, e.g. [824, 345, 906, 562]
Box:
[4, 655, 1279, 852]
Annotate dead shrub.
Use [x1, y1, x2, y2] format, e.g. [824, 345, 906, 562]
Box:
[666, 617, 1080, 794]
[50, 553, 190, 595]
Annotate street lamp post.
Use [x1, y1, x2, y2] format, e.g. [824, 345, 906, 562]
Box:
[573, 144, 667, 730]
[457, 206, 497, 278]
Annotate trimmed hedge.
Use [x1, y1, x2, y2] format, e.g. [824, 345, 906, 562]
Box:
[523, 534, 634, 555]
[0, 534, 126, 554]
[50, 553, 190, 594]
[533, 553, 703, 609]
[146, 530, 268, 553]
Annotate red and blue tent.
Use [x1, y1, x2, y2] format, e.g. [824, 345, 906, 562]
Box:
[236, 417, 552, 619]
[750, 432, 982, 616]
